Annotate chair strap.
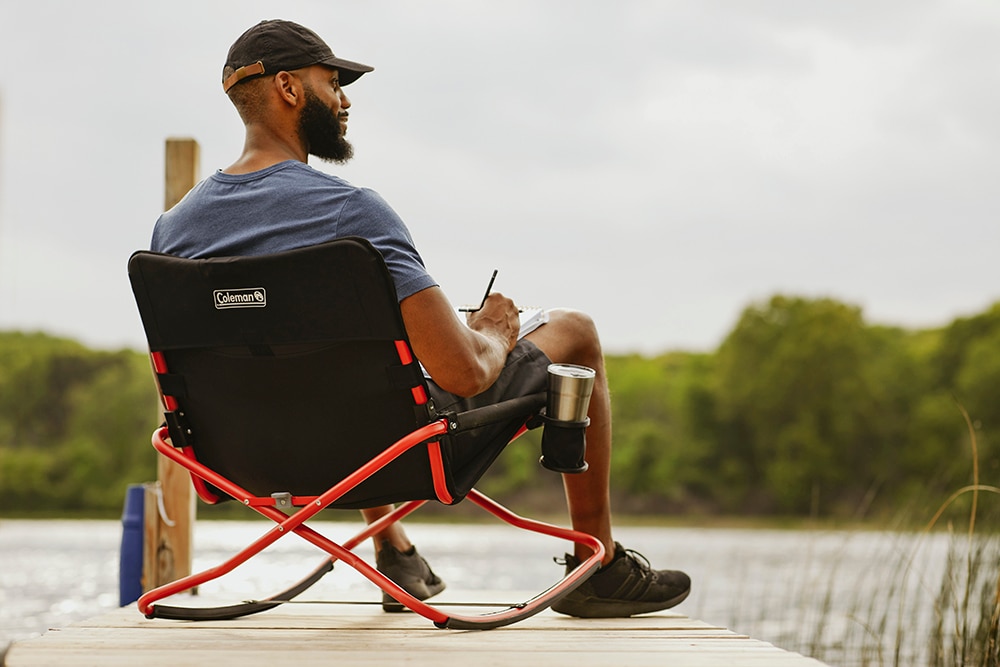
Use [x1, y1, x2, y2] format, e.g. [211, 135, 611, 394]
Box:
[156, 373, 188, 398]
[385, 361, 423, 390]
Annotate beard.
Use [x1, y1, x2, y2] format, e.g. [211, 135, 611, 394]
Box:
[298, 89, 354, 164]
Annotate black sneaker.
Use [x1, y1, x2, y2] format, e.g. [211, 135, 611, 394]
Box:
[376, 540, 446, 612]
[551, 542, 690, 618]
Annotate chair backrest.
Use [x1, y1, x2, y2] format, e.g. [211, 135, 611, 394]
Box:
[128, 237, 442, 508]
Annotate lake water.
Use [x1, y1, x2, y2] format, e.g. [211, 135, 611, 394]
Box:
[0, 518, 993, 666]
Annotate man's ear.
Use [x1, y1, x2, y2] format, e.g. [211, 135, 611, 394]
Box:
[273, 71, 301, 107]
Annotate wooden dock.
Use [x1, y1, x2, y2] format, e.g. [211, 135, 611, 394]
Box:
[6, 596, 828, 666]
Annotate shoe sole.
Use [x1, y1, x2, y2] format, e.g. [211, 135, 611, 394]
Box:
[551, 586, 691, 618]
[381, 579, 447, 613]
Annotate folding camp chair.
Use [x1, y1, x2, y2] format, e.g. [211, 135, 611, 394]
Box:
[127, 236, 604, 630]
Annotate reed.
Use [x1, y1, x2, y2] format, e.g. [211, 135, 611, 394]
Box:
[725, 403, 1000, 667]
[920, 402, 1000, 667]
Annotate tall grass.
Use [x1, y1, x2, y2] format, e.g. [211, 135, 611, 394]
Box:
[832, 402, 999, 667]
[726, 404, 1000, 667]
[919, 402, 1000, 667]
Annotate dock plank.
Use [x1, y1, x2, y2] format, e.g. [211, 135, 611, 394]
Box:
[6, 596, 829, 666]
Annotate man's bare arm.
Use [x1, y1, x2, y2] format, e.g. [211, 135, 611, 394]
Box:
[400, 286, 519, 397]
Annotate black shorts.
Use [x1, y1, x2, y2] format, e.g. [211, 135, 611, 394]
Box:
[426, 339, 551, 494]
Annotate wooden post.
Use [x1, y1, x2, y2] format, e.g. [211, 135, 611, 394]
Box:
[164, 139, 200, 212]
[143, 138, 200, 592]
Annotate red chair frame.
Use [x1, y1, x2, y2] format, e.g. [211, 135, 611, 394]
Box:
[139, 420, 604, 629]
[129, 239, 604, 630]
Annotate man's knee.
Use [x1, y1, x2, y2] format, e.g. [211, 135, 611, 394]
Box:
[558, 308, 600, 346]
[536, 308, 603, 366]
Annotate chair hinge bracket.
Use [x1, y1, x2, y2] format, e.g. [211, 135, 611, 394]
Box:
[164, 410, 194, 448]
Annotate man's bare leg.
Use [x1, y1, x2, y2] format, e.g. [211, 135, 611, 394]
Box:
[360, 506, 413, 556]
[361, 505, 445, 611]
[525, 308, 615, 565]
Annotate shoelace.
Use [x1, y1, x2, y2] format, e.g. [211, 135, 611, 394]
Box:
[622, 548, 653, 575]
[554, 549, 654, 574]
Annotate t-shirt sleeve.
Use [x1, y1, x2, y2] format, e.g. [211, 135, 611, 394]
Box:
[337, 188, 438, 301]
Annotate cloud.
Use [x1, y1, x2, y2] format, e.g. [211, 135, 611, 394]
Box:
[1, 0, 998, 354]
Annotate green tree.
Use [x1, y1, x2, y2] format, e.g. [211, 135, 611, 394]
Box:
[605, 352, 715, 511]
[953, 328, 1000, 479]
[713, 296, 915, 515]
[0, 332, 159, 513]
[3, 296, 999, 518]
[919, 304, 1000, 498]
[0, 332, 100, 449]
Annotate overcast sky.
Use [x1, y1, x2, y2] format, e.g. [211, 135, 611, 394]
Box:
[1, 0, 997, 355]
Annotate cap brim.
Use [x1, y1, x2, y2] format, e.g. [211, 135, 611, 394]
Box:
[320, 56, 374, 86]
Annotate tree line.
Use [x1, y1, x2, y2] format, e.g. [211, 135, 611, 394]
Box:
[1, 294, 997, 522]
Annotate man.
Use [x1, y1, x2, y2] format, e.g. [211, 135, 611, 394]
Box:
[152, 19, 690, 618]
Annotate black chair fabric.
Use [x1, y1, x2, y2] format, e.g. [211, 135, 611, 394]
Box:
[128, 237, 500, 507]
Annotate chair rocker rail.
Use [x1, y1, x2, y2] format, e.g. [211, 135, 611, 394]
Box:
[142, 512, 602, 629]
[146, 558, 335, 621]
[433, 490, 605, 630]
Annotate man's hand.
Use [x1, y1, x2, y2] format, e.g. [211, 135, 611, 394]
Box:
[465, 292, 520, 355]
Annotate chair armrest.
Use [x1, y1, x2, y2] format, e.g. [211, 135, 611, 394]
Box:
[444, 392, 546, 434]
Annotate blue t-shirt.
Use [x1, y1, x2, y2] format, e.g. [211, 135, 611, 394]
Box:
[150, 160, 437, 301]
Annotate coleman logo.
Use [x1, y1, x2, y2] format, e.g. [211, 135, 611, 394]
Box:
[214, 288, 266, 309]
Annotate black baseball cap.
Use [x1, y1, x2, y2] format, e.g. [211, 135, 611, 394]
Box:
[223, 19, 374, 92]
